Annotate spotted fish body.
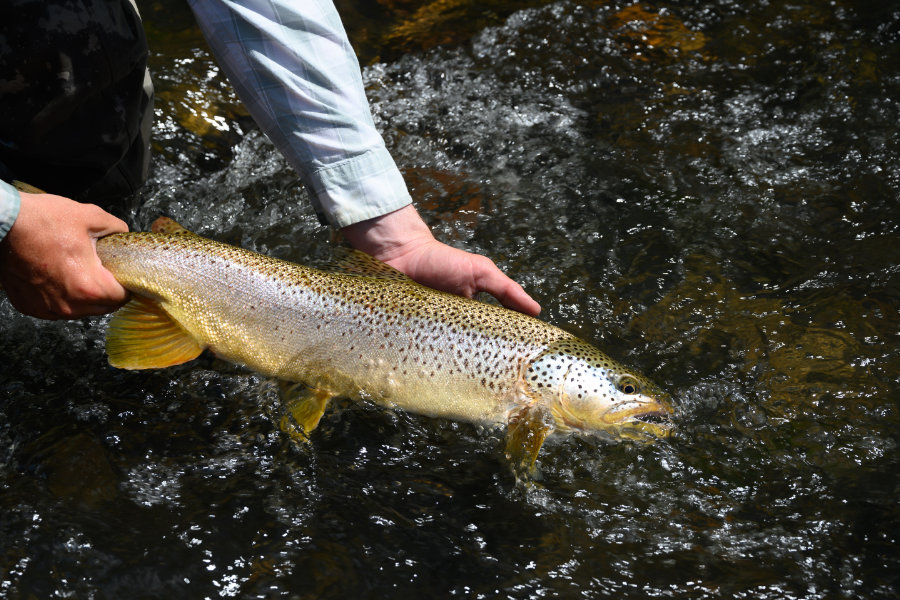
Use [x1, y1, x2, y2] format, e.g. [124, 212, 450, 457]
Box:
[97, 218, 671, 471]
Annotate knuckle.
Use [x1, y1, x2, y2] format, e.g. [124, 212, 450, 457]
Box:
[473, 254, 497, 270]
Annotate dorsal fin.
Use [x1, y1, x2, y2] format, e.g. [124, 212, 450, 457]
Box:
[150, 217, 197, 236]
[12, 180, 46, 194]
[328, 247, 412, 281]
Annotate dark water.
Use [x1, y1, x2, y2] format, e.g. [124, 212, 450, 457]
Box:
[2, 1, 898, 598]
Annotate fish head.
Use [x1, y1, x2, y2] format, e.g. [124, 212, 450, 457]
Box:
[525, 339, 673, 441]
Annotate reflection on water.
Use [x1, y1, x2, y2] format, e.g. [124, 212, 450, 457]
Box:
[2, 0, 898, 598]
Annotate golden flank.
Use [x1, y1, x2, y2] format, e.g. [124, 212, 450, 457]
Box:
[97, 218, 672, 474]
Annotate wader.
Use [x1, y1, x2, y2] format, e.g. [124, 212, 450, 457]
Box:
[0, 0, 153, 208]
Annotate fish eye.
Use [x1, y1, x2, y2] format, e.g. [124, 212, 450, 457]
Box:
[618, 376, 640, 395]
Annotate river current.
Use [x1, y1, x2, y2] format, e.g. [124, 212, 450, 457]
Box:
[1, 1, 898, 598]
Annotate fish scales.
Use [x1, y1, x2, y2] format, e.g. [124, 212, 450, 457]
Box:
[96, 218, 672, 472]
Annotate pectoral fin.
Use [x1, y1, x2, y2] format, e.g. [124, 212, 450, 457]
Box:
[106, 295, 204, 369]
[278, 382, 335, 442]
[505, 404, 555, 478]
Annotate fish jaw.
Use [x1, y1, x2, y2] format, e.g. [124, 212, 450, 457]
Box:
[553, 391, 674, 441]
[595, 393, 674, 440]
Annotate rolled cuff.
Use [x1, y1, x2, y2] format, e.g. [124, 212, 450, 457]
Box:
[304, 145, 412, 228]
[0, 180, 22, 243]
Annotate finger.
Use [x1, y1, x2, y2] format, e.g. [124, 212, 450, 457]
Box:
[84, 219, 129, 305]
[497, 283, 542, 317]
[46, 260, 130, 318]
[6, 288, 125, 320]
[88, 260, 130, 305]
[85, 205, 129, 238]
[2, 281, 58, 320]
[472, 260, 541, 317]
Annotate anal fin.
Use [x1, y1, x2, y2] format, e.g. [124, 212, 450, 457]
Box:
[505, 404, 555, 480]
[106, 295, 204, 369]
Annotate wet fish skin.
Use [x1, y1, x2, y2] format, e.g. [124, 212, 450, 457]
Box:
[97, 218, 671, 472]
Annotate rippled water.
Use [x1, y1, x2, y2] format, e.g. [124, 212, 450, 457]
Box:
[2, 1, 898, 598]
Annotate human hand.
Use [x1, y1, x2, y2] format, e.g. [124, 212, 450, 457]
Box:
[0, 191, 129, 319]
[341, 204, 541, 317]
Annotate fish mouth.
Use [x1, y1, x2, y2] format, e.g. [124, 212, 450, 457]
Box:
[601, 399, 674, 440]
[632, 409, 669, 425]
[628, 409, 674, 439]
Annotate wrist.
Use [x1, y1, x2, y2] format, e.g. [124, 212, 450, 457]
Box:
[340, 204, 435, 261]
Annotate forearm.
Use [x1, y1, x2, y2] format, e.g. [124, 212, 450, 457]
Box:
[185, 0, 540, 316]
[187, 0, 411, 227]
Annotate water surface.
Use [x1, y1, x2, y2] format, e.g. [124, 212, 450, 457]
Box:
[2, 1, 898, 598]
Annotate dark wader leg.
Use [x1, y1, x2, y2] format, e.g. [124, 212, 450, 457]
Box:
[0, 0, 154, 217]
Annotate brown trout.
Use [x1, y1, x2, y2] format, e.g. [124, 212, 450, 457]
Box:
[97, 218, 671, 473]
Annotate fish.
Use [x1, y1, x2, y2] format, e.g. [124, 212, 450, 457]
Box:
[96, 217, 672, 474]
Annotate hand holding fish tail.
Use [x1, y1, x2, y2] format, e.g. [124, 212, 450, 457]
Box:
[0, 191, 129, 319]
[341, 204, 542, 317]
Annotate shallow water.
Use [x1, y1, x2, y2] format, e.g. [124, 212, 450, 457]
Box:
[2, 1, 898, 598]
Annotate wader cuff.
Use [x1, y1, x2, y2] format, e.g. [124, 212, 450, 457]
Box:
[0, 179, 21, 243]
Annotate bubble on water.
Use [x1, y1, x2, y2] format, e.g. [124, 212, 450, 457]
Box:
[121, 460, 183, 507]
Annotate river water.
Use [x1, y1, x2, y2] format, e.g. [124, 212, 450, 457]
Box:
[1, 1, 898, 598]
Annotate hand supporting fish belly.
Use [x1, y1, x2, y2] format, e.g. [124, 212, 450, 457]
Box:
[97, 217, 672, 475]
